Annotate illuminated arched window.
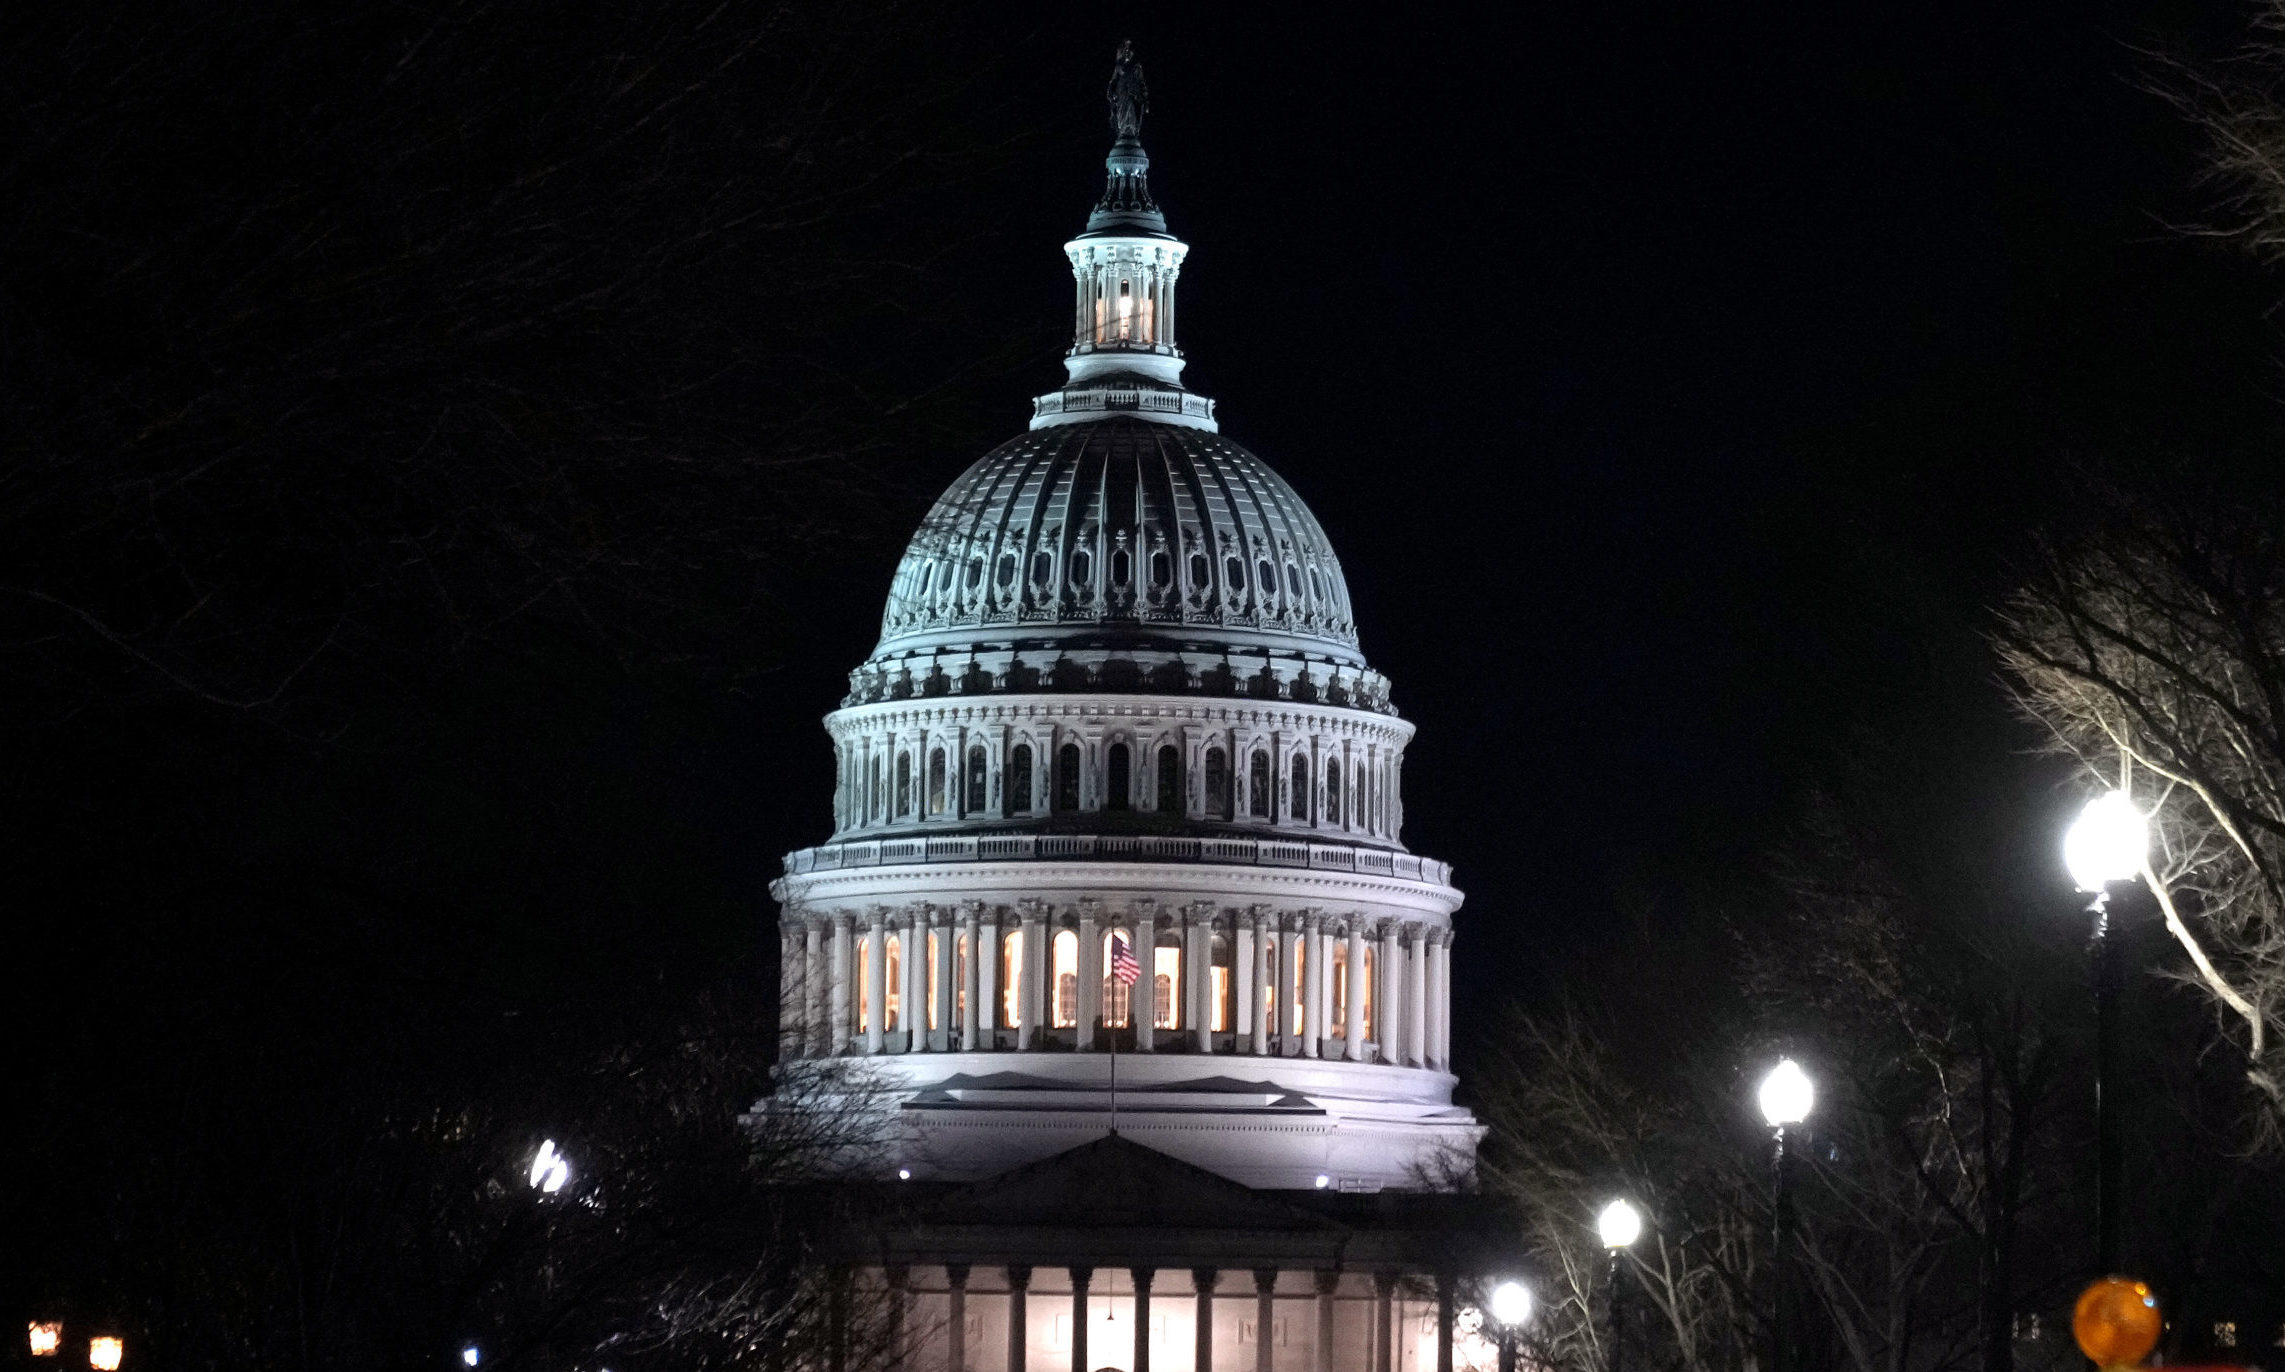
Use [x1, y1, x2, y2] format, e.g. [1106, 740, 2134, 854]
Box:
[1326, 760, 1343, 826]
[1291, 755, 1310, 824]
[927, 748, 947, 815]
[1210, 934, 1233, 1032]
[1205, 747, 1230, 819]
[954, 933, 968, 1028]
[884, 934, 902, 1031]
[1156, 745, 1181, 816]
[965, 746, 987, 814]
[1290, 936, 1307, 1036]
[1056, 743, 1081, 812]
[1249, 751, 1271, 818]
[1009, 743, 1034, 815]
[1001, 929, 1024, 1029]
[855, 934, 871, 1033]
[1330, 940, 1349, 1039]
[1153, 942, 1181, 1029]
[1106, 743, 1131, 812]
[1053, 930, 1080, 1028]
[896, 752, 913, 817]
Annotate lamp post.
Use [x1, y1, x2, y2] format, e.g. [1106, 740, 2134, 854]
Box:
[1758, 1058, 1814, 1372]
[2063, 790, 2147, 1275]
[1597, 1200, 1642, 1372]
[1488, 1280, 1532, 1372]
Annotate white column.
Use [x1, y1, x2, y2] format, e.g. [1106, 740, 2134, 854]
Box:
[1077, 903, 1100, 1051]
[830, 914, 853, 1056]
[1379, 920, 1403, 1066]
[804, 918, 826, 1059]
[1398, 928, 1416, 1065]
[865, 910, 888, 1055]
[1134, 912, 1155, 1051]
[1302, 911, 1326, 1060]
[900, 906, 923, 1053]
[1251, 909, 1273, 1056]
[779, 920, 803, 1059]
[1278, 918, 1301, 1055]
[932, 909, 954, 1051]
[976, 908, 1000, 1052]
[1344, 922, 1367, 1061]
[1019, 904, 1045, 1050]
[962, 904, 983, 1051]
[1431, 929, 1453, 1070]
[1188, 904, 1214, 1053]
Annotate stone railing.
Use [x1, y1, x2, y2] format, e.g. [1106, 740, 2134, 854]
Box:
[1032, 386, 1217, 424]
[781, 832, 1452, 886]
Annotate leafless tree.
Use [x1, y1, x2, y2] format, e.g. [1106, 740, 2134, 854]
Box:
[1995, 492, 2285, 1136]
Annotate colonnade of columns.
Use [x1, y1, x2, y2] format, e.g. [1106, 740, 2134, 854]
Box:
[867, 1264, 1457, 1372]
[779, 901, 1454, 1072]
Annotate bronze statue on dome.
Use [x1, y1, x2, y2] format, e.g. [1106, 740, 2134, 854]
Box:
[1108, 40, 1148, 140]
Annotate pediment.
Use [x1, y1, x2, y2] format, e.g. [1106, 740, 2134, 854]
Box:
[922, 1131, 1343, 1232]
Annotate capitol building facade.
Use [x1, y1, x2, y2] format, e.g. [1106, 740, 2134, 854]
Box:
[770, 46, 1493, 1372]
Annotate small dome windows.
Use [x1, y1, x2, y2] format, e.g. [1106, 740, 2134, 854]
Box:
[1110, 548, 1131, 587]
[1190, 552, 1210, 586]
[1285, 562, 1302, 597]
[1151, 551, 1171, 588]
[996, 553, 1017, 589]
[1226, 556, 1246, 591]
[1070, 549, 1093, 587]
[1031, 551, 1054, 586]
[1257, 560, 1276, 597]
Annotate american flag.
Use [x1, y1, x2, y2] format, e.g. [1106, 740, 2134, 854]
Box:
[1109, 933, 1142, 986]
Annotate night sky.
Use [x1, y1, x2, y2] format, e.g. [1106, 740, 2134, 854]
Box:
[753, 3, 2285, 1040]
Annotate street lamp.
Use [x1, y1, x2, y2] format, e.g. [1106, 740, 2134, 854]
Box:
[87, 1339, 122, 1372]
[1488, 1280, 1532, 1372]
[2064, 790, 2146, 1275]
[1597, 1199, 1642, 1372]
[1759, 1058, 1813, 1372]
[29, 1324, 61, 1358]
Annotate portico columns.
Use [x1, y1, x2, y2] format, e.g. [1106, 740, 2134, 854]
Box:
[977, 907, 1000, 1050]
[1187, 903, 1215, 1053]
[1132, 1267, 1154, 1372]
[885, 1266, 908, 1372]
[1018, 902, 1046, 1050]
[932, 907, 954, 1050]
[1007, 1265, 1031, 1372]
[1429, 929, 1451, 1070]
[1378, 920, 1403, 1066]
[779, 921, 804, 1057]
[865, 909, 889, 1055]
[1069, 1266, 1093, 1372]
[1251, 909, 1273, 1056]
[1372, 1273, 1398, 1372]
[961, 902, 983, 1051]
[804, 918, 826, 1058]
[1135, 909, 1156, 1051]
[1253, 1270, 1278, 1372]
[1407, 927, 1428, 1069]
[1278, 917, 1300, 1055]
[1436, 1273, 1456, 1372]
[1344, 922, 1367, 1060]
[1077, 903, 1100, 1050]
[1302, 910, 1326, 1059]
[900, 905, 923, 1052]
[946, 1265, 969, 1372]
[1193, 1269, 1217, 1372]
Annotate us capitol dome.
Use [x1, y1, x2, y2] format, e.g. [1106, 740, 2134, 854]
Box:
[770, 49, 1480, 1195]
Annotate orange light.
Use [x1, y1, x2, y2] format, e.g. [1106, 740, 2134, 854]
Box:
[88, 1337, 123, 1371]
[2073, 1278, 2161, 1367]
[29, 1324, 62, 1357]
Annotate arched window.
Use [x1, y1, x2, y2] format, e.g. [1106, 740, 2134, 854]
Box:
[884, 934, 902, 1032]
[1001, 929, 1025, 1029]
[927, 748, 947, 815]
[1053, 930, 1079, 1028]
[965, 558, 982, 590]
[1326, 760, 1343, 826]
[1291, 755, 1310, 824]
[896, 752, 913, 817]
[1210, 934, 1233, 1033]
[1153, 942, 1180, 1029]
[1008, 743, 1033, 816]
[1205, 747, 1231, 819]
[1249, 750, 1271, 818]
[855, 934, 871, 1034]
[1363, 945, 1376, 1042]
[917, 563, 934, 596]
[1106, 743, 1131, 812]
[1330, 940, 1348, 1039]
[1151, 551, 1171, 588]
[1055, 743, 1081, 812]
[1070, 549, 1092, 587]
[1286, 562, 1303, 597]
[965, 746, 987, 813]
[1258, 559, 1276, 597]
[1101, 931, 1132, 1028]
[1156, 745, 1181, 816]
[1309, 567, 1324, 600]
[996, 552, 1016, 589]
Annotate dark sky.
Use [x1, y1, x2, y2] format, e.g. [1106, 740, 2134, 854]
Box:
[749, 2, 2285, 1031]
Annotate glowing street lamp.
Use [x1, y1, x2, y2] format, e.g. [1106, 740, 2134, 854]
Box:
[1759, 1058, 1813, 1372]
[2064, 790, 2147, 1274]
[1488, 1280, 1532, 1372]
[1597, 1200, 1642, 1372]
[29, 1323, 62, 1358]
[528, 1139, 569, 1195]
[461, 1346, 482, 1367]
[87, 1338, 123, 1372]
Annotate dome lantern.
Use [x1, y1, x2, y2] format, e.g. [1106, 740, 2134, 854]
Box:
[1034, 42, 1217, 432]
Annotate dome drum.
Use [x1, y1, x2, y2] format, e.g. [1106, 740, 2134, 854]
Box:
[844, 644, 1394, 713]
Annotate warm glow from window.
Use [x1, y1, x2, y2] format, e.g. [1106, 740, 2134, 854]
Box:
[88, 1339, 122, 1372]
[855, 935, 870, 1030]
[1363, 947, 1376, 1041]
[1291, 938, 1308, 1036]
[954, 934, 968, 1027]
[1211, 965, 1231, 1032]
[1330, 941, 1348, 1038]
[1154, 946, 1181, 1029]
[1002, 930, 1024, 1028]
[1053, 930, 1079, 1028]
[884, 934, 902, 1031]
[926, 933, 940, 1031]
[29, 1324, 61, 1358]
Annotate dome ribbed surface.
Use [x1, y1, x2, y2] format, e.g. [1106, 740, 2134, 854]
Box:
[872, 419, 1359, 662]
